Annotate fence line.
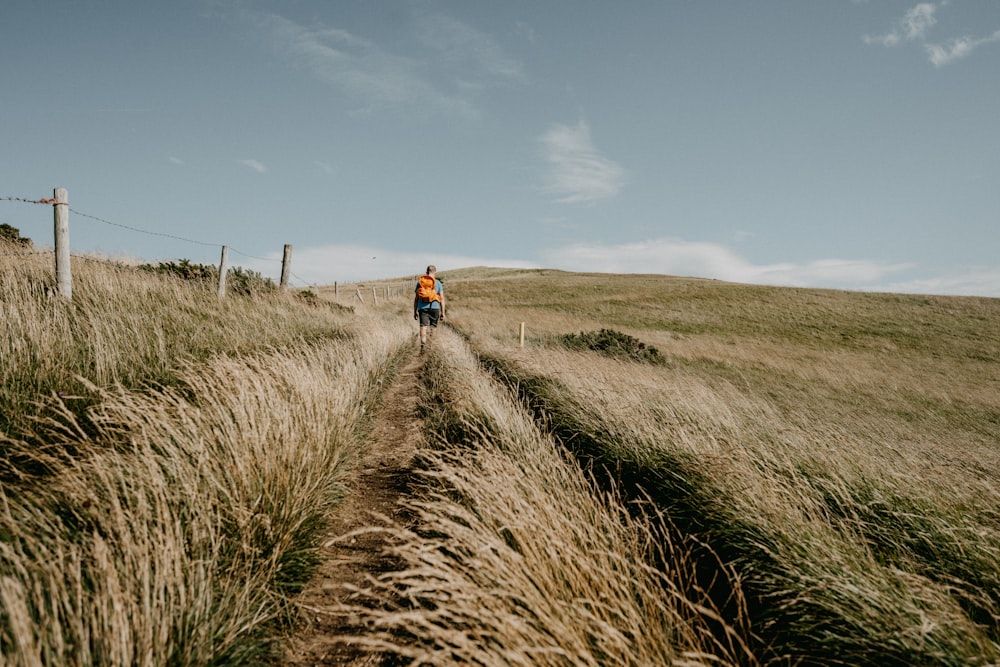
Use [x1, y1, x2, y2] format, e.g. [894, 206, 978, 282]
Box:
[1, 189, 321, 295]
[2, 189, 415, 304]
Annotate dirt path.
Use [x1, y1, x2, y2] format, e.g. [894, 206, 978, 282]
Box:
[282, 352, 424, 666]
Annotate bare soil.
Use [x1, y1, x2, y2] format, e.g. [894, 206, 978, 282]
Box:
[281, 352, 424, 666]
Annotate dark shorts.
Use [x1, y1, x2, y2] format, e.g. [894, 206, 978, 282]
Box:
[419, 309, 441, 327]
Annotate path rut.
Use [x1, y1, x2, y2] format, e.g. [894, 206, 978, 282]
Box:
[282, 352, 424, 666]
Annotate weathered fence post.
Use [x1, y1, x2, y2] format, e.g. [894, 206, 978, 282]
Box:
[372, 286, 378, 305]
[280, 244, 292, 289]
[334, 281, 339, 300]
[519, 322, 525, 348]
[53, 187, 72, 299]
[217, 245, 228, 297]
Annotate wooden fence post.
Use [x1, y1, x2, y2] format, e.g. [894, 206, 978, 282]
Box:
[372, 286, 378, 305]
[53, 187, 71, 299]
[519, 322, 525, 348]
[217, 245, 228, 297]
[280, 244, 291, 289]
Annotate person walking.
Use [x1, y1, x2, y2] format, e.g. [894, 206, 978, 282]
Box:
[413, 264, 445, 352]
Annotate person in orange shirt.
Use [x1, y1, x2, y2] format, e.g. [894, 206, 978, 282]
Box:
[413, 264, 445, 351]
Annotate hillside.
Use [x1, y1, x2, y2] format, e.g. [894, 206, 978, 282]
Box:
[3, 258, 999, 665]
[429, 268, 1000, 665]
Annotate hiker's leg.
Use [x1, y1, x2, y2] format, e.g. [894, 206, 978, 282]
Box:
[418, 310, 432, 345]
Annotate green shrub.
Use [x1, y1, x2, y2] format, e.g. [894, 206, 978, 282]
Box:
[139, 259, 276, 297]
[227, 266, 276, 297]
[560, 328, 666, 365]
[0, 223, 32, 247]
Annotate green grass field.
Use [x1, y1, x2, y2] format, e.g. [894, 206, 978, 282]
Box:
[3, 254, 998, 665]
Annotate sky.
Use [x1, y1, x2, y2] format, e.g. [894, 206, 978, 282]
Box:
[2, 0, 999, 296]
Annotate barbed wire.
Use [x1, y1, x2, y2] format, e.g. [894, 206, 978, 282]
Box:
[2, 194, 326, 284]
[0, 196, 59, 205]
[67, 206, 222, 248]
[228, 247, 279, 262]
[0, 248, 53, 258]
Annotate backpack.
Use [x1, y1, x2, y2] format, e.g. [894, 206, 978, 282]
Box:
[416, 275, 441, 303]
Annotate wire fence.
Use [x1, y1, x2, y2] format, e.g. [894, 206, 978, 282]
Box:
[1, 193, 315, 288]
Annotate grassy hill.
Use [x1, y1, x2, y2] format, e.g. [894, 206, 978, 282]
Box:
[430, 268, 1000, 665]
[2, 257, 998, 665]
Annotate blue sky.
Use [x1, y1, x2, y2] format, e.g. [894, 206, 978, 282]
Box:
[3, 1, 999, 296]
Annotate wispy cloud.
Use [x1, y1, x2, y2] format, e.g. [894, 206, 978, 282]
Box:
[926, 29, 1000, 66]
[538, 238, 915, 291]
[416, 14, 524, 83]
[237, 9, 522, 118]
[168, 156, 184, 166]
[239, 159, 267, 173]
[863, 2, 1000, 66]
[881, 266, 1000, 297]
[864, 2, 938, 47]
[259, 13, 469, 116]
[239, 238, 998, 297]
[539, 120, 626, 205]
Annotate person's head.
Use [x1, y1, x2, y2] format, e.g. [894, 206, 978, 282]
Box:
[426, 264, 436, 275]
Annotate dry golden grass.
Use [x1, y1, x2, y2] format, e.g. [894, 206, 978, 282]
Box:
[4, 259, 999, 665]
[0, 324, 412, 664]
[1, 253, 353, 433]
[1, 252, 414, 664]
[343, 327, 756, 666]
[441, 268, 1000, 665]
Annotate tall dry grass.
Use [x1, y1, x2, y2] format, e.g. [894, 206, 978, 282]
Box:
[1, 251, 414, 664]
[344, 327, 756, 666]
[442, 269, 1000, 665]
[1, 253, 352, 433]
[1, 321, 411, 664]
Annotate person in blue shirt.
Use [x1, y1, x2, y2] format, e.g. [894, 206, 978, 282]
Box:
[413, 264, 445, 351]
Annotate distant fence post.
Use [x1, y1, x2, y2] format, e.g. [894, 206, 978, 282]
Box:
[53, 187, 72, 299]
[218, 245, 228, 297]
[335, 281, 339, 300]
[372, 286, 378, 305]
[280, 244, 292, 290]
[519, 322, 525, 348]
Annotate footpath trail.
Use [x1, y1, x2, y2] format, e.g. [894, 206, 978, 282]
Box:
[282, 350, 425, 666]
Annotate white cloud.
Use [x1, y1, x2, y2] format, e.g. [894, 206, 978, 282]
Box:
[263, 14, 470, 116]
[864, 2, 938, 47]
[237, 238, 999, 297]
[539, 120, 626, 205]
[239, 159, 267, 173]
[863, 3, 1000, 67]
[242, 9, 522, 118]
[538, 238, 914, 290]
[926, 29, 1000, 66]
[881, 266, 1000, 297]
